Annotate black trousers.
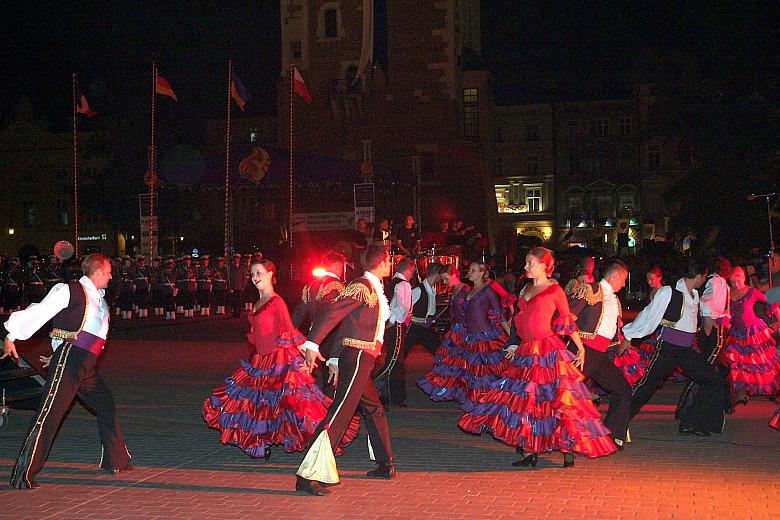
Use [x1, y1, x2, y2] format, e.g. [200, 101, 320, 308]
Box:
[405, 322, 440, 354]
[582, 346, 632, 442]
[677, 324, 732, 415]
[374, 323, 407, 404]
[10, 343, 131, 488]
[305, 347, 393, 465]
[631, 339, 724, 433]
[228, 289, 242, 316]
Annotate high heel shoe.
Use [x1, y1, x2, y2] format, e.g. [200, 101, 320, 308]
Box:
[563, 453, 574, 468]
[511, 453, 538, 467]
[264, 447, 272, 462]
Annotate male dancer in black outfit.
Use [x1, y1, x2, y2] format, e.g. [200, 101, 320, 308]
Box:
[2, 253, 132, 489]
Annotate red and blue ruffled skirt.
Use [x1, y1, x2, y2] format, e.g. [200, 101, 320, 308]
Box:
[457, 334, 617, 458]
[722, 322, 780, 397]
[613, 347, 645, 386]
[417, 323, 510, 404]
[203, 336, 357, 458]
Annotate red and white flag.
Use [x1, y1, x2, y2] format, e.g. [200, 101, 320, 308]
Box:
[76, 93, 97, 118]
[292, 66, 312, 104]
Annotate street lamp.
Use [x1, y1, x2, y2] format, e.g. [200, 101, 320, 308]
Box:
[7, 228, 14, 235]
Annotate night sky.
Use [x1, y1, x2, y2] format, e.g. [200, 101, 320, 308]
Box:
[1, 2, 777, 129]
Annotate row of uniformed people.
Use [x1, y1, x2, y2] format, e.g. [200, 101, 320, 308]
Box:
[105, 252, 261, 320]
[0, 255, 84, 313]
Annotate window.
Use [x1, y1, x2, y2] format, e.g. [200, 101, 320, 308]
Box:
[648, 145, 661, 169]
[591, 119, 609, 137]
[525, 187, 542, 212]
[324, 9, 338, 38]
[591, 157, 602, 174]
[291, 41, 302, 60]
[569, 153, 582, 174]
[463, 88, 479, 140]
[56, 199, 68, 226]
[618, 192, 635, 212]
[249, 128, 259, 143]
[525, 123, 539, 141]
[493, 156, 503, 176]
[24, 202, 36, 226]
[362, 140, 372, 162]
[567, 121, 578, 140]
[526, 155, 539, 175]
[619, 117, 631, 136]
[493, 126, 504, 143]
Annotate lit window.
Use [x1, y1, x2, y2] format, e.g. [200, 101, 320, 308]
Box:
[463, 88, 478, 103]
[526, 187, 542, 212]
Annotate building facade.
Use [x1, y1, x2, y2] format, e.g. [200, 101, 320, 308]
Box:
[277, 0, 496, 237]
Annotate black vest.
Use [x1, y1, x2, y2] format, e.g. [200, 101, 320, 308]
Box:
[412, 283, 430, 320]
[660, 288, 684, 328]
[52, 282, 88, 335]
[385, 276, 406, 301]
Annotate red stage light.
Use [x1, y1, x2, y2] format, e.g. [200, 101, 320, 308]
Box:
[312, 267, 327, 278]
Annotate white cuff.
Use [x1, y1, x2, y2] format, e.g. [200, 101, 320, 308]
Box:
[5, 334, 15, 343]
[326, 358, 338, 368]
[301, 341, 320, 353]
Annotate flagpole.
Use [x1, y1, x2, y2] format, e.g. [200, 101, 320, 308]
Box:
[150, 61, 157, 258]
[224, 60, 233, 260]
[72, 73, 79, 257]
[288, 64, 295, 279]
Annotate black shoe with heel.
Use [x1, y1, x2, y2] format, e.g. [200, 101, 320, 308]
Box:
[295, 475, 329, 496]
[563, 453, 574, 468]
[511, 453, 538, 467]
[264, 446, 271, 462]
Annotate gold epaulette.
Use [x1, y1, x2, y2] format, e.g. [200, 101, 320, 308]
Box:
[317, 280, 344, 301]
[565, 279, 602, 305]
[301, 285, 311, 304]
[336, 280, 377, 307]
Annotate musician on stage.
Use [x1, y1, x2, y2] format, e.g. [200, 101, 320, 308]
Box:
[395, 214, 421, 257]
[295, 243, 395, 496]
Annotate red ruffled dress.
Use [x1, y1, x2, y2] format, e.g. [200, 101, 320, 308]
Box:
[203, 295, 356, 458]
[458, 283, 617, 458]
[771, 406, 780, 431]
[722, 288, 780, 397]
[417, 284, 510, 403]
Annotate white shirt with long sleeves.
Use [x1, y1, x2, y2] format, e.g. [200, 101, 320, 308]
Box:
[411, 278, 437, 317]
[699, 274, 730, 319]
[389, 272, 413, 325]
[622, 278, 699, 340]
[595, 279, 619, 340]
[4, 276, 109, 351]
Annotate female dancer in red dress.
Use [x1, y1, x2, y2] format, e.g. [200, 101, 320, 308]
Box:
[203, 259, 355, 459]
[458, 248, 616, 468]
[418, 262, 510, 403]
[721, 266, 780, 407]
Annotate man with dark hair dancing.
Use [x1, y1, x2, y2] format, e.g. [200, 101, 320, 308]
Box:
[295, 243, 394, 496]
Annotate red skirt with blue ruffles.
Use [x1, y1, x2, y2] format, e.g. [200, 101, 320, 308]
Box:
[417, 323, 510, 404]
[722, 322, 780, 397]
[458, 334, 617, 458]
[203, 339, 358, 458]
[613, 347, 645, 386]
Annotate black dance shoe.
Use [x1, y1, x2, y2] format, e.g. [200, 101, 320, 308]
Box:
[295, 476, 329, 496]
[679, 424, 711, 436]
[366, 463, 395, 479]
[563, 453, 575, 468]
[12, 479, 40, 490]
[511, 453, 538, 467]
[264, 447, 272, 462]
